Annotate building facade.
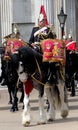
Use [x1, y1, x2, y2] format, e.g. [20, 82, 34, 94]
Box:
[0, 0, 78, 48]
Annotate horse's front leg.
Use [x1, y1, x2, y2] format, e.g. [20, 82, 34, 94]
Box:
[22, 92, 31, 126]
[10, 85, 18, 112]
[8, 87, 13, 104]
[57, 80, 69, 118]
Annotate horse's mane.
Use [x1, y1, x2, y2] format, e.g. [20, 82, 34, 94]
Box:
[11, 46, 43, 74]
[17, 46, 43, 66]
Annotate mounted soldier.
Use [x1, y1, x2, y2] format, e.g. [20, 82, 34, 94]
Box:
[0, 26, 25, 109]
[4, 26, 26, 56]
[29, 13, 56, 53]
[65, 33, 77, 96]
[29, 12, 66, 111]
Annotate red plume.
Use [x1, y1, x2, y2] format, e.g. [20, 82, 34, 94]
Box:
[40, 5, 49, 26]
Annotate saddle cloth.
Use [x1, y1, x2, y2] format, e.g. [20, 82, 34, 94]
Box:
[41, 39, 66, 63]
[6, 38, 25, 53]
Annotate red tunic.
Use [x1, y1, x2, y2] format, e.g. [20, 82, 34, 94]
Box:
[66, 40, 76, 51]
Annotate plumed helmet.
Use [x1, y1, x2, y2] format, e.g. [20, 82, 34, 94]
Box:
[38, 13, 44, 22]
[14, 27, 20, 35]
[63, 35, 67, 40]
[13, 23, 20, 35]
[68, 33, 72, 39]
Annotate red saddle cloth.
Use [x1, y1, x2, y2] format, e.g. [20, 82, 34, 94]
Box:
[6, 38, 25, 53]
[66, 40, 76, 51]
[41, 39, 66, 63]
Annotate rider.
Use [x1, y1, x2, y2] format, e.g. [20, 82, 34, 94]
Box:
[29, 13, 55, 47]
[29, 13, 57, 110]
[1, 27, 23, 83]
[0, 34, 12, 86]
[65, 33, 77, 96]
[0, 29, 24, 103]
[66, 33, 76, 53]
[4, 28, 24, 55]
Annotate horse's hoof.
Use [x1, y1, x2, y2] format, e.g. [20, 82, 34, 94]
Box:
[8, 100, 13, 104]
[10, 108, 15, 112]
[48, 118, 54, 122]
[61, 110, 68, 118]
[37, 120, 47, 125]
[37, 122, 46, 125]
[22, 122, 30, 127]
[15, 107, 18, 111]
[70, 94, 75, 97]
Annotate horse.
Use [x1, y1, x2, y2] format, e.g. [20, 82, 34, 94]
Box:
[0, 37, 28, 109]
[65, 50, 78, 96]
[0, 48, 24, 112]
[10, 44, 69, 126]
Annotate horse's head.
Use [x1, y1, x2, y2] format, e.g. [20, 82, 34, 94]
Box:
[11, 46, 44, 83]
[11, 46, 34, 83]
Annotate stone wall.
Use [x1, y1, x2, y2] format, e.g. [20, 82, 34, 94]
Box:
[0, 0, 78, 47]
[76, 0, 78, 48]
[13, 0, 35, 42]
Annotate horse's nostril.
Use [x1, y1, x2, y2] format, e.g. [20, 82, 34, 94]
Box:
[19, 71, 24, 74]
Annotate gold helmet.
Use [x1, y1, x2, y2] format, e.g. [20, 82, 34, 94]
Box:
[68, 33, 72, 39]
[63, 35, 67, 40]
[13, 23, 20, 35]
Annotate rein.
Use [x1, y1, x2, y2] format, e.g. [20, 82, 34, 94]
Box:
[31, 72, 45, 86]
[35, 57, 42, 78]
[31, 53, 45, 86]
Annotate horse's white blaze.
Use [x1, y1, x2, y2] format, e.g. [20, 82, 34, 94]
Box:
[19, 72, 28, 82]
[17, 61, 28, 82]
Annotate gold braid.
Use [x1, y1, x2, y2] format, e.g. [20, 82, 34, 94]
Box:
[38, 25, 56, 40]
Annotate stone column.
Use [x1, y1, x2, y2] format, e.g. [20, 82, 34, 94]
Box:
[66, 0, 76, 40]
[0, 0, 13, 43]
